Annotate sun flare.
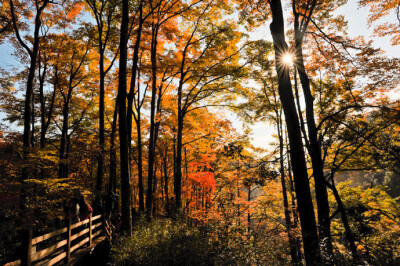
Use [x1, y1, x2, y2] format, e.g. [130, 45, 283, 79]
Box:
[282, 53, 293, 65]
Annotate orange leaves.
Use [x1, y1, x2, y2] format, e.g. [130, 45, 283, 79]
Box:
[187, 161, 216, 191]
[360, 0, 400, 24]
[359, 0, 400, 45]
[65, 1, 84, 20]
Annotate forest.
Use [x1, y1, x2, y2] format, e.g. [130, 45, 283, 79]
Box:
[0, 0, 400, 265]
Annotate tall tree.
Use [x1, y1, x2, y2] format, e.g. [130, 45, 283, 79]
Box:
[173, 0, 244, 210]
[86, 0, 119, 211]
[36, 45, 56, 149]
[51, 34, 91, 179]
[291, 0, 333, 258]
[117, 0, 132, 234]
[9, 0, 50, 149]
[268, 0, 321, 263]
[243, 40, 302, 264]
[127, 0, 145, 212]
[145, 0, 183, 214]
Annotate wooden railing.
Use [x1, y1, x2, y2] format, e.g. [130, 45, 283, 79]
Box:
[19, 214, 104, 266]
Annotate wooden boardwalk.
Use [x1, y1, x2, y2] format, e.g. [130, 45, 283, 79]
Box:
[5, 214, 106, 266]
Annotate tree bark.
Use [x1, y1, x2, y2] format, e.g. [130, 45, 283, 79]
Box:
[58, 96, 70, 179]
[9, 0, 49, 149]
[174, 114, 183, 210]
[38, 58, 56, 148]
[295, 38, 333, 259]
[277, 109, 301, 265]
[163, 146, 170, 215]
[108, 99, 118, 195]
[95, 48, 106, 207]
[117, 0, 132, 235]
[146, 22, 160, 214]
[128, 0, 144, 212]
[174, 31, 189, 212]
[86, 0, 118, 213]
[10, 0, 49, 210]
[328, 175, 358, 261]
[268, 0, 321, 263]
[135, 110, 145, 211]
[291, 2, 333, 257]
[287, 147, 303, 261]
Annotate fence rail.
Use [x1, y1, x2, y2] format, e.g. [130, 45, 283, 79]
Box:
[17, 214, 104, 266]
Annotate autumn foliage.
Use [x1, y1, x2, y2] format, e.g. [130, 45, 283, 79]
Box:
[0, 0, 400, 265]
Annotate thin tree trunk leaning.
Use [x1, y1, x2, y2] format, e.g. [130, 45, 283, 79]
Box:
[117, 0, 132, 235]
[276, 110, 301, 265]
[268, 0, 321, 263]
[294, 38, 333, 259]
[146, 22, 160, 214]
[291, 2, 333, 258]
[151, 84, 163, 215]
[327, 175, 359, 261]
[287, 164, 304, 261]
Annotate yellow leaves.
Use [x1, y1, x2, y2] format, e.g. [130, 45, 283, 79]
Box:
[330, 181, 400, 259]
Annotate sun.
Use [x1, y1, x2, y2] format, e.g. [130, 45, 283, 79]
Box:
[282, 53, 294, 65]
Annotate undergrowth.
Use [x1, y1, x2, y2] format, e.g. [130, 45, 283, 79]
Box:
[110, 217, 289, 265]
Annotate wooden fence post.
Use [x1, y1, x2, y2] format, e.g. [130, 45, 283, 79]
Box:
[89, 213, 92, 246]
[21, 229, 32, 266]
[66, 218, 72, 264]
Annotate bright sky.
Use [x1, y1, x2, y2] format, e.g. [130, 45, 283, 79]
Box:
[247, 0, 399, 150]
[0, 0, 398, 150]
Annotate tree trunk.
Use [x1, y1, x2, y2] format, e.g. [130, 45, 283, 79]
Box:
[287, 148, 303, 261]
[59, 98, 69, 179]
[117, 0, 132, 235]
[146, 22, 159, 214]
[9, 0, 49, 148]
[295, 40, 333, 258]
[174, 115, 183, 211]
[108, 99, 118, 195]
[10, 0, 49, 210]
[31, 91, 35, 147]
[174, 38, 188, 212]
[136, 112, 144, 211]
[329, 176, 358, 261]
[277, 111, 301, 265]
[163, 147, 170, 215]
[128, 1, 144, 212]
[94, 47, 106, 213]
[40, 66, 56, 149]
[268, 0, 321, 263]
[24, 10, 40, 148]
